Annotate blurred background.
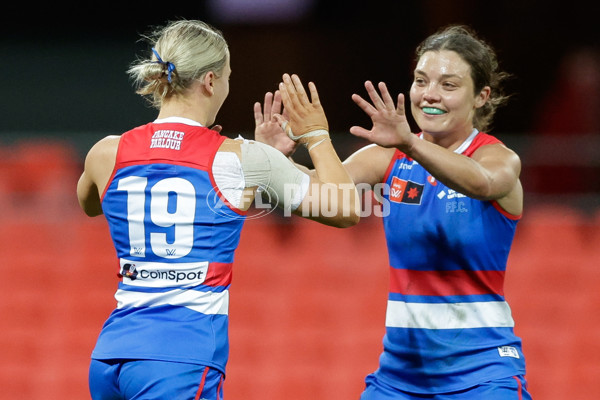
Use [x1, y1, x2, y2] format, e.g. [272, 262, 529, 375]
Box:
[1, 1, 599, 399]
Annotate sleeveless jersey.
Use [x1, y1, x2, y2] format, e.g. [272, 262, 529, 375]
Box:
[375, 130, 526, 393]
[94, 118, 245, 374]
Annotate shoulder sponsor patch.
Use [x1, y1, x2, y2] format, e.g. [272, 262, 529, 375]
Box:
[389, 176, 424, 205]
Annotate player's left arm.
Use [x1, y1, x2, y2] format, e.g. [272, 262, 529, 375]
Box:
[469, 143, 523, 214]
[77, 171, 101, 216]
[77, 136, 120, 217]
[407, 140, 522, 214]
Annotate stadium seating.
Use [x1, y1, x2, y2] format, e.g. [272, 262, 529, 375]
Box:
[0, 140, 598, 400]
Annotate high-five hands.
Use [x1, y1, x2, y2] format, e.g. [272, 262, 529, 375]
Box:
[350, 81, 414, 150]
[254, 91, 299, 157]
[254, 73, 332, 154]
[276, 74, 330, 150]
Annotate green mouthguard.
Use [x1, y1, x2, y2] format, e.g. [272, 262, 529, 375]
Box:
[422, 107, 446, 115]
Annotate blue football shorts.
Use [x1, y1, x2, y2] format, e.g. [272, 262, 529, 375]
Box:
[360, 373, 533, 400]
[89, 359, 224, 400]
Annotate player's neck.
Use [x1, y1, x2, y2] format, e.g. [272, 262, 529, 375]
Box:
[157, 97, 211, 126]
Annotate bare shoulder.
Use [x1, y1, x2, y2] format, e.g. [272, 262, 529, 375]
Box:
[84, 135, 121, 188]
[343, 144, 396, 186]
[78, 135, 121, 217]
[472, 142, 523, 215]
[86, 135, 121, 165]
[471, 142, 521, 170]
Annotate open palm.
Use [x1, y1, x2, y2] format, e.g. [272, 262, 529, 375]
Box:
[349, 81, 413, 149]
[254, 91, 298, 157]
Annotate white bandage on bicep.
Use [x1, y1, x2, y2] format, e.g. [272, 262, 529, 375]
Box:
[212, 152, 246, 208]
[240, 140, 309, 212]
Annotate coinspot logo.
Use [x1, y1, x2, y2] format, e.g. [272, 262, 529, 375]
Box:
[206, 182, 279, 220]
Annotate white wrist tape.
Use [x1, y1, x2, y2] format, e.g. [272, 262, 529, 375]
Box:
[282, 122, 329, 142]
[307, 137, 331, 151]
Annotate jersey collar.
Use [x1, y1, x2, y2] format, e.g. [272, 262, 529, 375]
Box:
[418, 129, 479, 155]
[153, 116, 204, 127]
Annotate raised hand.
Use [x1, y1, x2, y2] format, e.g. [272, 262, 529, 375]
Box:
[254, 91, 298, 157]
[276, 73, 329, 147]
[350, 81, 414, 150]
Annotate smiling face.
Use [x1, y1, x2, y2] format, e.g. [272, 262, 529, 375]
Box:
[410, 50, 489, 140]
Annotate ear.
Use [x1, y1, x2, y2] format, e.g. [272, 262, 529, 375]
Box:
[201, 71, 216, 96]
[474, 86, 491, 108]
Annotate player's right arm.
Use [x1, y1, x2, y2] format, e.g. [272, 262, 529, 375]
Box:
[249, 74, 362, 227]
[77, 136, 120, 217]
[277, 74, 361, 227]
[342, 144, 396, 187]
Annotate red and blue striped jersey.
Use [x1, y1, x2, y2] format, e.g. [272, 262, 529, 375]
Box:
[94, 118, 245, 373]
[375, 130, 526, 393]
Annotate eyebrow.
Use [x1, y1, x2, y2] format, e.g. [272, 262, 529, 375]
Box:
[414, 69, 463, 80]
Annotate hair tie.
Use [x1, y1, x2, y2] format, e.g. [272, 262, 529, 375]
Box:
[151, 47, 176, 83]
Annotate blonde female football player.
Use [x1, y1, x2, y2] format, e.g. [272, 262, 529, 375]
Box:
[77, 19, 358, 400]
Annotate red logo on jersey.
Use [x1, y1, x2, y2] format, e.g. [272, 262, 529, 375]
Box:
[389, 176, 424, 205]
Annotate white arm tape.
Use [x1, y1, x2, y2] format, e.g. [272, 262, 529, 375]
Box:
[240, 140, 309, 212]
[212, 152, 245, 209]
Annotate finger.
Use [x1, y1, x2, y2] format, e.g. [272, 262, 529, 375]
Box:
[280, 74, 298, 109]
[307, 81, 321, 106]
[271, 90, 283, 118]
[351, 93, 377, 117]
[349, 126, 372, 140]
[364, 80, 386, 110]
[290, 74, 309, 105]
[263, 92, 274, 120]
[378, 82, 395, 109]
[274, 114, 289, 132]
[278, 81, 293, 112]
[253, 102, 264, 126]
[273, 114, 285, 125]
[396, 93, 406, 117]
[211, 124, 223, 133]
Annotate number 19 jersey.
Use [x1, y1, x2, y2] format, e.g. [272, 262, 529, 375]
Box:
[94, 118, 245, 373]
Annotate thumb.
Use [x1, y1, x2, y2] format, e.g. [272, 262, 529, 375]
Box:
[273, 114, 288, 128]
[274, 114, 294, 139]
[211, 124, 223, 133]
[349, 126, 371, 140]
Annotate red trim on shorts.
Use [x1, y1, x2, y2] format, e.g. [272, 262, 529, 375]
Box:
[217, 374, 225, 400]
[195, 367, 210, 400]
[512, 376, 522, 400]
